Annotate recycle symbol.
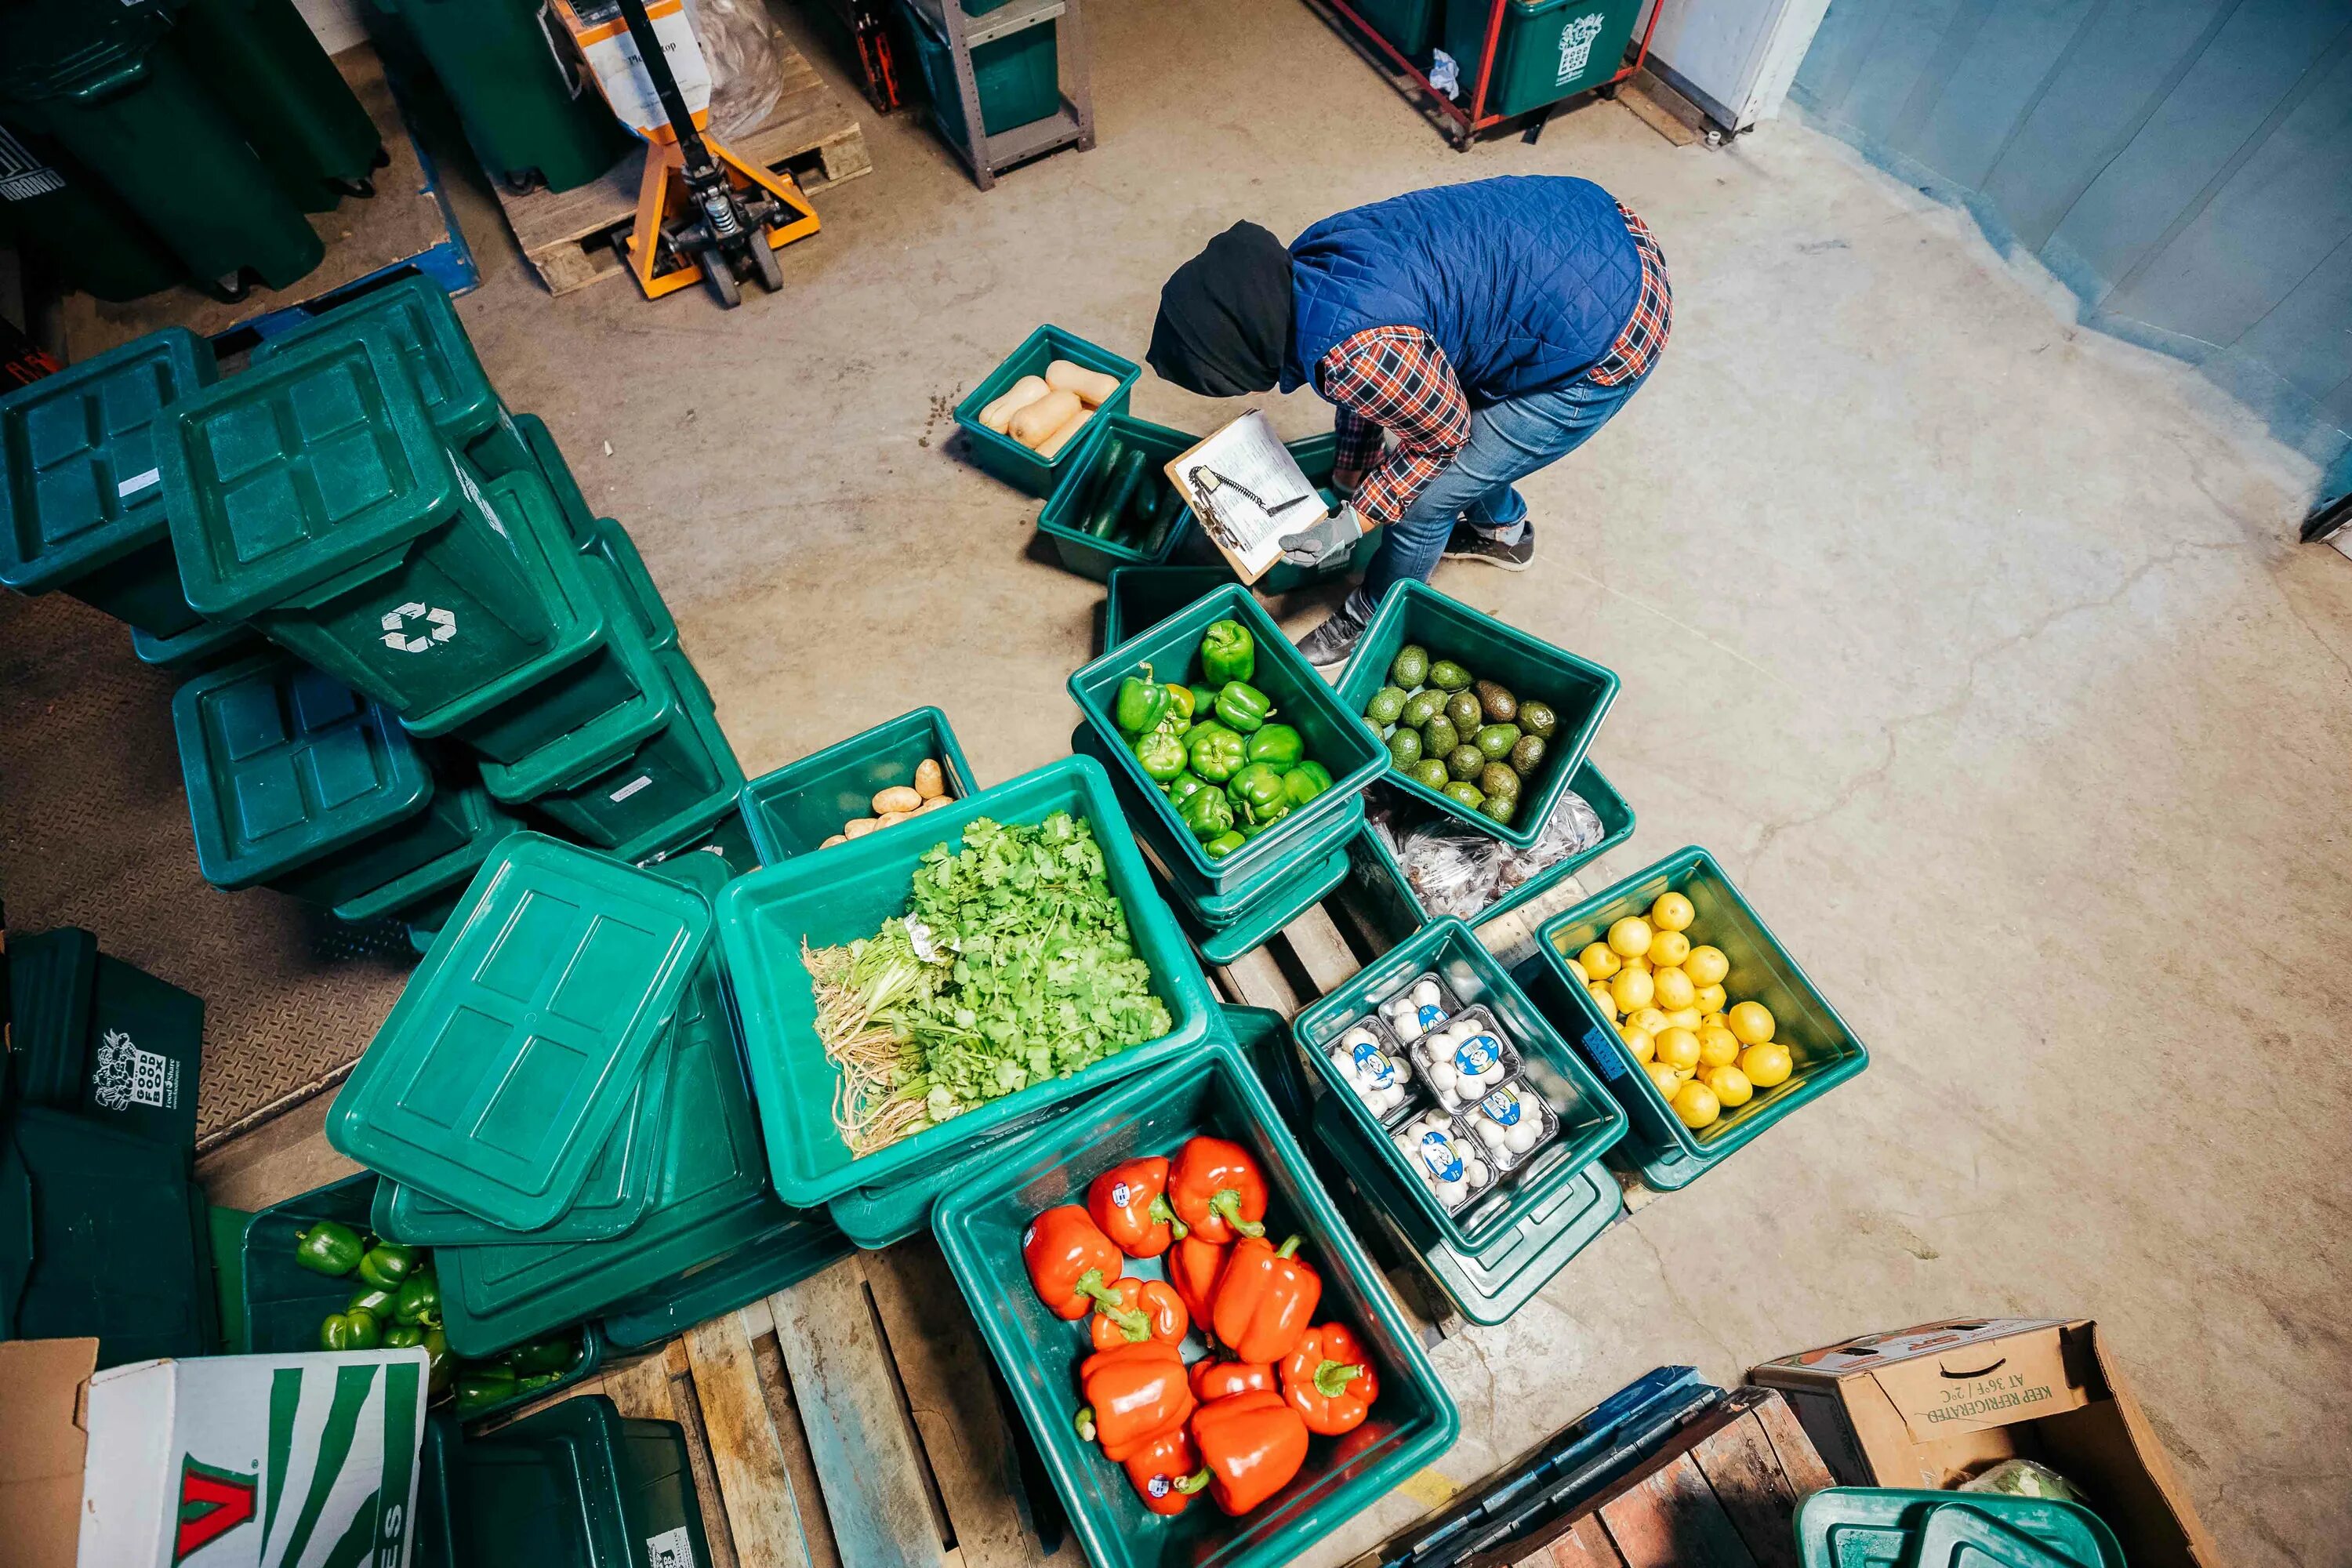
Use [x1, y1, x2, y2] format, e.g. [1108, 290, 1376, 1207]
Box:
[381, 601, 458, 653]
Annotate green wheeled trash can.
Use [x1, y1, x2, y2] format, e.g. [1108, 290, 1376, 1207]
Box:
[171, 0, 386, 212]
[1440, 0, 1638, 118]
[0, 118, 183, 302]
[372, 0, 630, 194]
[0, 326, 220, 636]
[157, 333, 572, 718]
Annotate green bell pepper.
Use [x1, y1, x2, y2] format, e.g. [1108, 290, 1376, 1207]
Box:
[1134, 730, 1189, 783]
[394, 1270, 441, 1327]
[1164, 772, 1209, 808]
[348, 1284, 398, 1319]
[1188, 727, 1247, 784]
[506, 1334, 581, 1376]
[355, 1243, 421, 1290]
[1245, 724, 1304, 771]
[1204, 830, 1247, 858]
[320, 1308, 380, 1352]
[1166, 684, 1196, 724]
[1213, 681, 1275, 733]
[293, 1219, 365, 1276]
[424, 1327, 452, 1396]
[1283, 760, 1334, 808]
[1200, 619, 1256, 684]
[1115, 662, 1170, 735]
[1189, 684, 1220, 722]
[382, 1321, 426, 1349]
[453, 1367, 519, 1417]
[1225, 763, 1290, 826]
[1178, 786, 1235, 842]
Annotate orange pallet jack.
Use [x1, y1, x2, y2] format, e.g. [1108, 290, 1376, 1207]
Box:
[556, 0, 819, 306]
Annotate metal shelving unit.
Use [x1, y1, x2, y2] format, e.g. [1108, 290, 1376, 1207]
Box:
[926, 0, 1093, 190]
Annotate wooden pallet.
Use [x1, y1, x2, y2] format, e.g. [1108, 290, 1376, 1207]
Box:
[495, 35, 872, 296]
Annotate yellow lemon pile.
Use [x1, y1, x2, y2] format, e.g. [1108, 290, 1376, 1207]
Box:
[1562, 891, 1791, 1131]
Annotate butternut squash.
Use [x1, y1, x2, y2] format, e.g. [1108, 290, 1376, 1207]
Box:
[1009, 388, 1082, 448]
[978, 375, 1051, 434]
[1035, 405, 1093, 459]
[1046, 358, 1121, 408]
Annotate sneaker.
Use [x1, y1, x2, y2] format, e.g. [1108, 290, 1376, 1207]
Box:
[1294, 601, 1370, 667]
[1443, 520, 1535, 571]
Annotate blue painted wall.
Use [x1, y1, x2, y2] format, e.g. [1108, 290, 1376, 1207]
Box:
[1792, 0, 2352, 511]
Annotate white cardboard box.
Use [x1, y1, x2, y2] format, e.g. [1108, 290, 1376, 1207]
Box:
[78, 1349, 429, 1568]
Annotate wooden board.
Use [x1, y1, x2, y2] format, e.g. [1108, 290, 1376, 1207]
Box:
[497, 33, 871, 296]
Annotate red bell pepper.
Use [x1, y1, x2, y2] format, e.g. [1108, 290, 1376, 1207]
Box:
[1023, 1205, 1127, 1322]
[1174, 1391, 1309, 1516]
[1090, 1277, 1189, 1351]
[1167, 1235, 1229, 1332]
[1280, 1322, 1379, 1435]
[1168, 1137, 1269, 1243]
[1189, 1359, 1274, 1403]
[1075, 1341, 1195, 1463]
[1087, 1156, 1185, 1258]
[1121, 1425, 1199, 1516]
[1209, 1235, 1322, 1366]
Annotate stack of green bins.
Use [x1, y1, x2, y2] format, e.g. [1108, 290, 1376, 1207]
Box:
[5, 927, 205, 1154]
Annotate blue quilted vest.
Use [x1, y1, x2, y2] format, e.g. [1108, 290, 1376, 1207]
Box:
[1282, 176, 1642, 402]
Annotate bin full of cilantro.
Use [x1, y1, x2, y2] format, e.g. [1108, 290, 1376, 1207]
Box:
[805, 811, 1173, 1156]
[1360, 643, 1559, 829]
[1113, 618, 1336, 858]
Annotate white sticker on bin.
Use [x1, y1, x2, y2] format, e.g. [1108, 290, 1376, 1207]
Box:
[646, 1526, 699, 1567]
[116, 467, 161, 500]
[608, 774, 655, 803]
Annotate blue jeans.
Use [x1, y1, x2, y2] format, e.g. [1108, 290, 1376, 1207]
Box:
[1359, 366, 1652, 605]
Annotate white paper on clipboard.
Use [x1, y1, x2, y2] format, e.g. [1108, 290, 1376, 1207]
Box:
[1163, 411, 1354, 583]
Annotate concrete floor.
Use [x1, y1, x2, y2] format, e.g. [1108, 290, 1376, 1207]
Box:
[285, 0, 2352, 1561]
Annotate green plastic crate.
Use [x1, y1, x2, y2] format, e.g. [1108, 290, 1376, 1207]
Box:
[1338, 580, 1618, 850]
[1292, 915, 1624, 1252]
[905, 1, 1060, 146]
[740, 706, 978, 865]
[597, 1211, 855, 1347]
[327, 834, 711, 1232]
[251, 274, 501, 454]
[173, 652, 478, 906]
[524, 649, 745, 862]
[1348, 0, 1436, 56]
[1178, 840, 1349, 966]
[209, 1203, 251, 1352]
[1345, 763, 1635, 931]
[463, 1397, 714, 1568]
[1069, 583, 1388, 894]
[1441, 0, 1637, 118]
[1531, 845, 1871, 1163]
[412, 1414, 463, 1568]
[1101, 565, 1232, 654]
[640, 807, 760, 877]
[580, 516, 679, 650]
[1794, 1489, 2125, 1568]
[953, 325, 1139, 496]
[932, 1040, 1460, 1568]
[157, 335, 568, 717]
[719, 753, 1218, 1209]
[0, 326, 218, 636]
[331, 785, 524, 925]
[515, 412, 597, 544]
[1036, 414, 1196, 581]
[129, 615, 260, 671]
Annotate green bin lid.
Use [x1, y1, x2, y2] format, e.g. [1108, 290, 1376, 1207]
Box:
[157, 334, 460, 621]
[252, 275, 501, 448]
[325, 833, 712, 1232]
[0, 326, 216, 595]
[1793, 1489, 2125, 1568]
[172, 652, 437, 891]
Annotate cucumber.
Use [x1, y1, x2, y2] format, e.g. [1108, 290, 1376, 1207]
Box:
[1072, 438, 1127, 532]
[1087, 449, 1150, 539]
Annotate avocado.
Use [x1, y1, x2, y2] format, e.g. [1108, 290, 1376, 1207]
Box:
[1390, 644, 1430, 688]
[1475, 680, 1518, 723]
[1479, 792, 1517, 827]
[1421, 715, 1459, 758]
[1509, 734, 1547, 777]
[1428, 659, 1472, 691]
[1409, 758, 1451, 789]
[1517, 699, 1559, 740]
[1444, 691, 1483, 735]
[1367, 685, 1408, 725]
[1478, 762, 1521, 800]
[1442, 781, 1485, 811]
[1475, 723, 1522, 761]
[1447, 745, 1486, 782]
[1400, 688, 1446, 728]
[1387, 729, 1423, 768]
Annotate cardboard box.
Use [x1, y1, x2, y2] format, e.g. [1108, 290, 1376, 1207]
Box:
[0, 1339, 99, 1568]
[78, 1348, 429, 1568]
[1750, 1317, 2227, 1568]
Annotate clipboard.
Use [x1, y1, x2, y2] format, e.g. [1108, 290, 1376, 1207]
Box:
[1163, 410, 1359, 583]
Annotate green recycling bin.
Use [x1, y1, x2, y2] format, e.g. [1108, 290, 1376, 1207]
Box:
[376, 0, 630, 194]
[1442, 0, 1637, 118]
[171, 0, 384, 212]
[172, 652, 480, 907]
[253, 275, 506, 470]
[0, 326, 219, 636]
[0, 119, 182, 301]
[158, 334, 570, 717]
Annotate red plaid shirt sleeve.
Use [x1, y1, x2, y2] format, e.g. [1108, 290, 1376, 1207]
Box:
[1316, 327, 1471, 528]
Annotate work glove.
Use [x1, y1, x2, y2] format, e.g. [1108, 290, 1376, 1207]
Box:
[1278, 503, 1363, 568]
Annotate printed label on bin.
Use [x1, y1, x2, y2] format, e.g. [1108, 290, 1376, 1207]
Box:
[381, 601, 459, 653]
[91, 1026, 180, 1112]
[1452, 1035, 1501, 1076]
[647, 1526, 699, 1567]
[116, 467, 162, 500]
[1479, 1085, 1523, 1126]
[1417, 1131, 1463, 1183]
[1581, 1027, 1628, 1081]
[610, 774, 655, 803]
[1351, 1040, 1397, 1088]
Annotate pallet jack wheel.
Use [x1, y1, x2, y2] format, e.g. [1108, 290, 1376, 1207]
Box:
[750, 230, 783, 293]
[700, 249, 742, 309]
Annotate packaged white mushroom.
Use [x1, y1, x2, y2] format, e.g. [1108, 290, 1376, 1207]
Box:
[1377, 975, 1451, 1044]
[1414, 1007, 1518, 1112]
[1327, 1021, 1414, 1120]
[1392, 1110, 1491, 1211]
[1464, 1076, 1556, 1174]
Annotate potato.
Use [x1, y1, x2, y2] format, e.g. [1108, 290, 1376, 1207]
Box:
[1008, 388, 1081, 448]
[843, 817, 879, 838]
[820, 834, 848, 848]
[917, 796, 953, 812]
[1046, 358, 1121, 408]
[872, 785, 924, 815]
[875, 809, 912, 828]
[978, 375, 1050, 434]
[1035, 405, 1092, 459]
[913, 759, 946, 799]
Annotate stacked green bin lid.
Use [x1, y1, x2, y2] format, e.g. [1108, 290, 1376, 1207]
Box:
[514, 412, 597, 543]
[579, 517, 678, 650]
[329, 784, 525, 926]
[252, 274, 501, 452]
[524, 648, 745, 863]
[325, 833, 711, 1232]
[1793, 1488, 2126, 1568]
[0, 326, 218, 636]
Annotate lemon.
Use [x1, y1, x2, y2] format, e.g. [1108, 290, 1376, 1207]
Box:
[1701, 1011, 1728, 1032]
[1626, 1006, 1669, 1038]
[1698, 1027, 1740, 1069]
[1652, 966, 1696, 1012]
[1577, 942, 1621, 981]
[1607, 916, 1653, 957]
[1671, 1061, 1696, 1082]
[1647, 930, 1691, 968]
[1586, 982, 1621, 1020]
[1694, 982, 1726, 1014]
[1610, 967, 1655, 1011]
[1618, 1026, 1656, 1063]
[1566, 957, 1590, 986]
[1621, 953, 1652, 975]
[1684, 945, 1729, 987]
[1728, 1000, 1776, 1045]
[1650, 891, 1694, 932]
[1655, 1026, 1701, 1072]
[1705, 1064, 1753, 1107]
[1740, 1041, 1792, 1087]
[1664, 1007, 1703, 1031]
[1645, 1061, 1684, 1099]
[1672, 1080, 1720, 1128]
